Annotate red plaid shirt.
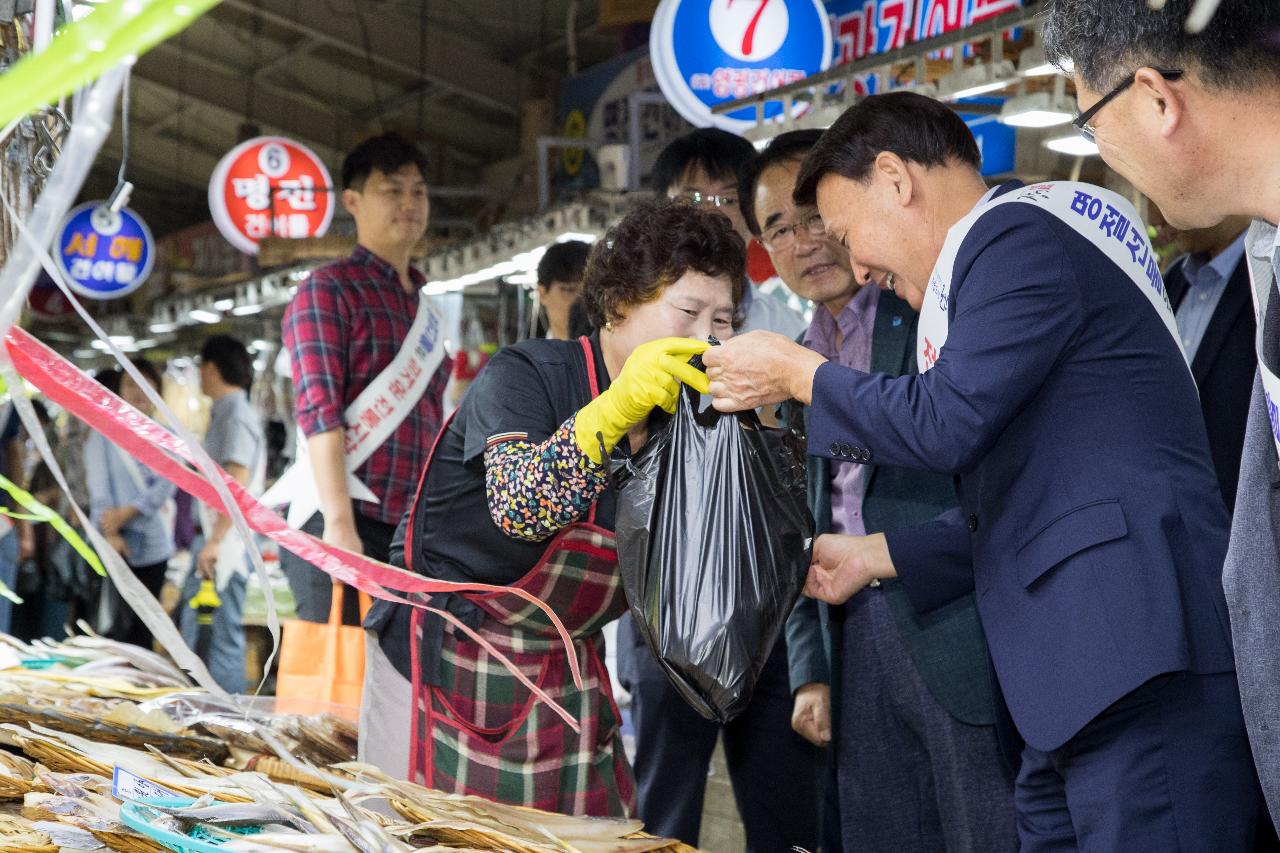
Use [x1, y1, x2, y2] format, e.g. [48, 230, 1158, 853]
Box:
[282, 245, 449, 525]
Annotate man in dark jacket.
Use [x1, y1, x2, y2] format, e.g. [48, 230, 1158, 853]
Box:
[744, 130, 1015, 852]
[1160, 215, 1255, 511]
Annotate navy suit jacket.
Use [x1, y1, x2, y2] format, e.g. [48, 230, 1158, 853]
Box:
[1164, 251, 1257, 512]
[785, 290, 996, 726]
[806, 182, 1236, 751]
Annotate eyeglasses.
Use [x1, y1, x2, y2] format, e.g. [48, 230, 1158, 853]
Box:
[675, 191, 738, 210]
[760, 210, 826, 253]
[1073, 68, 1183, 143]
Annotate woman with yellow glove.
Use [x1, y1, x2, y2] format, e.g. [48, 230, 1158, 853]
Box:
[359, 200, 744, 817]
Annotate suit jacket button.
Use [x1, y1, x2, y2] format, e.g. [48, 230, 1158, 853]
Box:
[860, 449, 872, 462]
[838, 443, 851, 457]
[967, 513, 979, 532]
[829, 442, 841, 456]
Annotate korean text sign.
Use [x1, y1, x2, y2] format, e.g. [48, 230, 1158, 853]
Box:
[208, 136, 335, 256]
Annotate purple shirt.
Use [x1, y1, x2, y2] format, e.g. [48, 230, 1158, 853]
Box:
[802, 283, 878, 536]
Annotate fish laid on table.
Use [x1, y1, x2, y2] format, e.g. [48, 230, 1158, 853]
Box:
[143, 797, 318, 833]
[0, 814, 58, 852]
[61, 630, 192, 687]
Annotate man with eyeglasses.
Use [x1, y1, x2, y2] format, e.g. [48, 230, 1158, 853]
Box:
[613, 127, 821, 852]
[654, 127, 808, 339]
[744, 130, 1014, 852]
[1044, 0, 1280, 832]
[701, 91, 1261, 849]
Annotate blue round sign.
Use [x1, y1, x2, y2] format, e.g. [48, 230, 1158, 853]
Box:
[53, 201, 155, 300]
[651, 0, 833, 132]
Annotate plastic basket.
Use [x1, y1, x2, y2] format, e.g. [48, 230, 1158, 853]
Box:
[119, 797, 264, 853]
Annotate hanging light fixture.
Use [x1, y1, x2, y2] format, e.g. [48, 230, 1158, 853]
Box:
[1044, 134, 1099, 157]
[1017, 43, 1071, 78]
[938, 60, 1018, 100]
[1000, 76, 1074, 128]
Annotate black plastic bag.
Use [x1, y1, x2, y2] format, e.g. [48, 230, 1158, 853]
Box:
[615, 381, 814, 723]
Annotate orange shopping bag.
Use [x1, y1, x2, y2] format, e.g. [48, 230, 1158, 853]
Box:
[275, 584, 370, 721]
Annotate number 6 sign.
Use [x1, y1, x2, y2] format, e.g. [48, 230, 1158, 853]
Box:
[208, 136, 335, 255]
[650, 0, 832, 132]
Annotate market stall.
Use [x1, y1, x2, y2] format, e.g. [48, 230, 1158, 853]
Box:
[0, 630, 695, 852]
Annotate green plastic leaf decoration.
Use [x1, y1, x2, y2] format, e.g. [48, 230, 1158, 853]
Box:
[0, 474, 105, 576]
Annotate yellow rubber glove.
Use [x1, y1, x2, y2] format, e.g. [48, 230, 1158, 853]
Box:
[575, 337, 711, 463]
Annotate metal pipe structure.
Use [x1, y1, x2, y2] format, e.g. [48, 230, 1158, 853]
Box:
[709, 1, 1044, 119]
[32, 0, 53, 53]
[627, 90, 672, 192]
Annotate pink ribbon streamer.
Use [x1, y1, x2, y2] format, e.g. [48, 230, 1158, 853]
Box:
[5, 326, 587, 730]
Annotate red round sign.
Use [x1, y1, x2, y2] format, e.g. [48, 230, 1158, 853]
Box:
[208, 136, 335, 255]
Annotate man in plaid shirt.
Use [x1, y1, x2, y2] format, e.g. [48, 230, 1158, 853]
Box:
[281, 132, 448, 624]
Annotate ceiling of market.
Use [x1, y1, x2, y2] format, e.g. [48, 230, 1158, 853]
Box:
[79, 0, 630, 238]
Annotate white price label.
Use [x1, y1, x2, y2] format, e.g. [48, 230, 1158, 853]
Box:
[111, 766, 179, 801]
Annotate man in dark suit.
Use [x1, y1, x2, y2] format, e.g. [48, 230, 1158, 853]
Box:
[742, 130, 1014, 852]
[1161, 216, 1255, 511]
[703, 92, 1262, 849]
[1041, 0, 1280, 824]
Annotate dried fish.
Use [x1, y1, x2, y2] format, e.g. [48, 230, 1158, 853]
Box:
[0, 631, 698, 853]
[26, 819, 105, 850]
[215, 831, 358, 852]
[0, 814, 58, 852]
[328, 789, 413, 853]
[144, 799, 319, 833]
[61, 631, 192, 687]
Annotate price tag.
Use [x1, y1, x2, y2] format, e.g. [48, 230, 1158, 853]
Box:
[112, 766, 180, 801]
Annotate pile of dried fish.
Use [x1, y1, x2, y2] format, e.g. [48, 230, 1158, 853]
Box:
[0, 631, 356, 775]
[0, 630, 698, 851]
[23, 780, 167, 852]
[0, 750, 45, 799]
[0, 814, 58, 853]
[1, 629, 196, 691]
[354, 765, 691, 853]
[0, 694, 229, 761]
[139, 691, 358, 768]
[0, 722, 697, 851]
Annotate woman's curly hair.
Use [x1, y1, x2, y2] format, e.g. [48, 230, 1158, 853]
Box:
[581, 199, 746, 330]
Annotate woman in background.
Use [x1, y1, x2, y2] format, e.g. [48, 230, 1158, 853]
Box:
[84, 361, 175, 649]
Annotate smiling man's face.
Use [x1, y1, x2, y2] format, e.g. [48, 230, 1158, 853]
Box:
[753, 158, 857, 312]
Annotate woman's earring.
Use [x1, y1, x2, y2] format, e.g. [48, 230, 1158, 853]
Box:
[604, 320, 614, 331]
[886, 273, 896, 294]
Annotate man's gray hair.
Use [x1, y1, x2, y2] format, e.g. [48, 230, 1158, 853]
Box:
[1042, 0, 1280, 92]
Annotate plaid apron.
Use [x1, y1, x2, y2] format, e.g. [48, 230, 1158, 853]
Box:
[407, 337, 636, 817]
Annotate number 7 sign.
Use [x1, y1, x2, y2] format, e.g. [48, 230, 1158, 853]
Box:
[651, 0, 832, 132]
[710, 0, 789, 61]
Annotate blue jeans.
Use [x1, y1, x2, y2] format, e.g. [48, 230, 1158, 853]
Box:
[178, 536, 246, 695]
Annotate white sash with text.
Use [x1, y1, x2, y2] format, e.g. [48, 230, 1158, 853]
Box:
[918, 181, 1184, 375]
[262, 290, 447, 527]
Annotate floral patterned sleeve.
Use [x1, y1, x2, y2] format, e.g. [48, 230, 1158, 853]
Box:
[484, 414, 610, 542]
